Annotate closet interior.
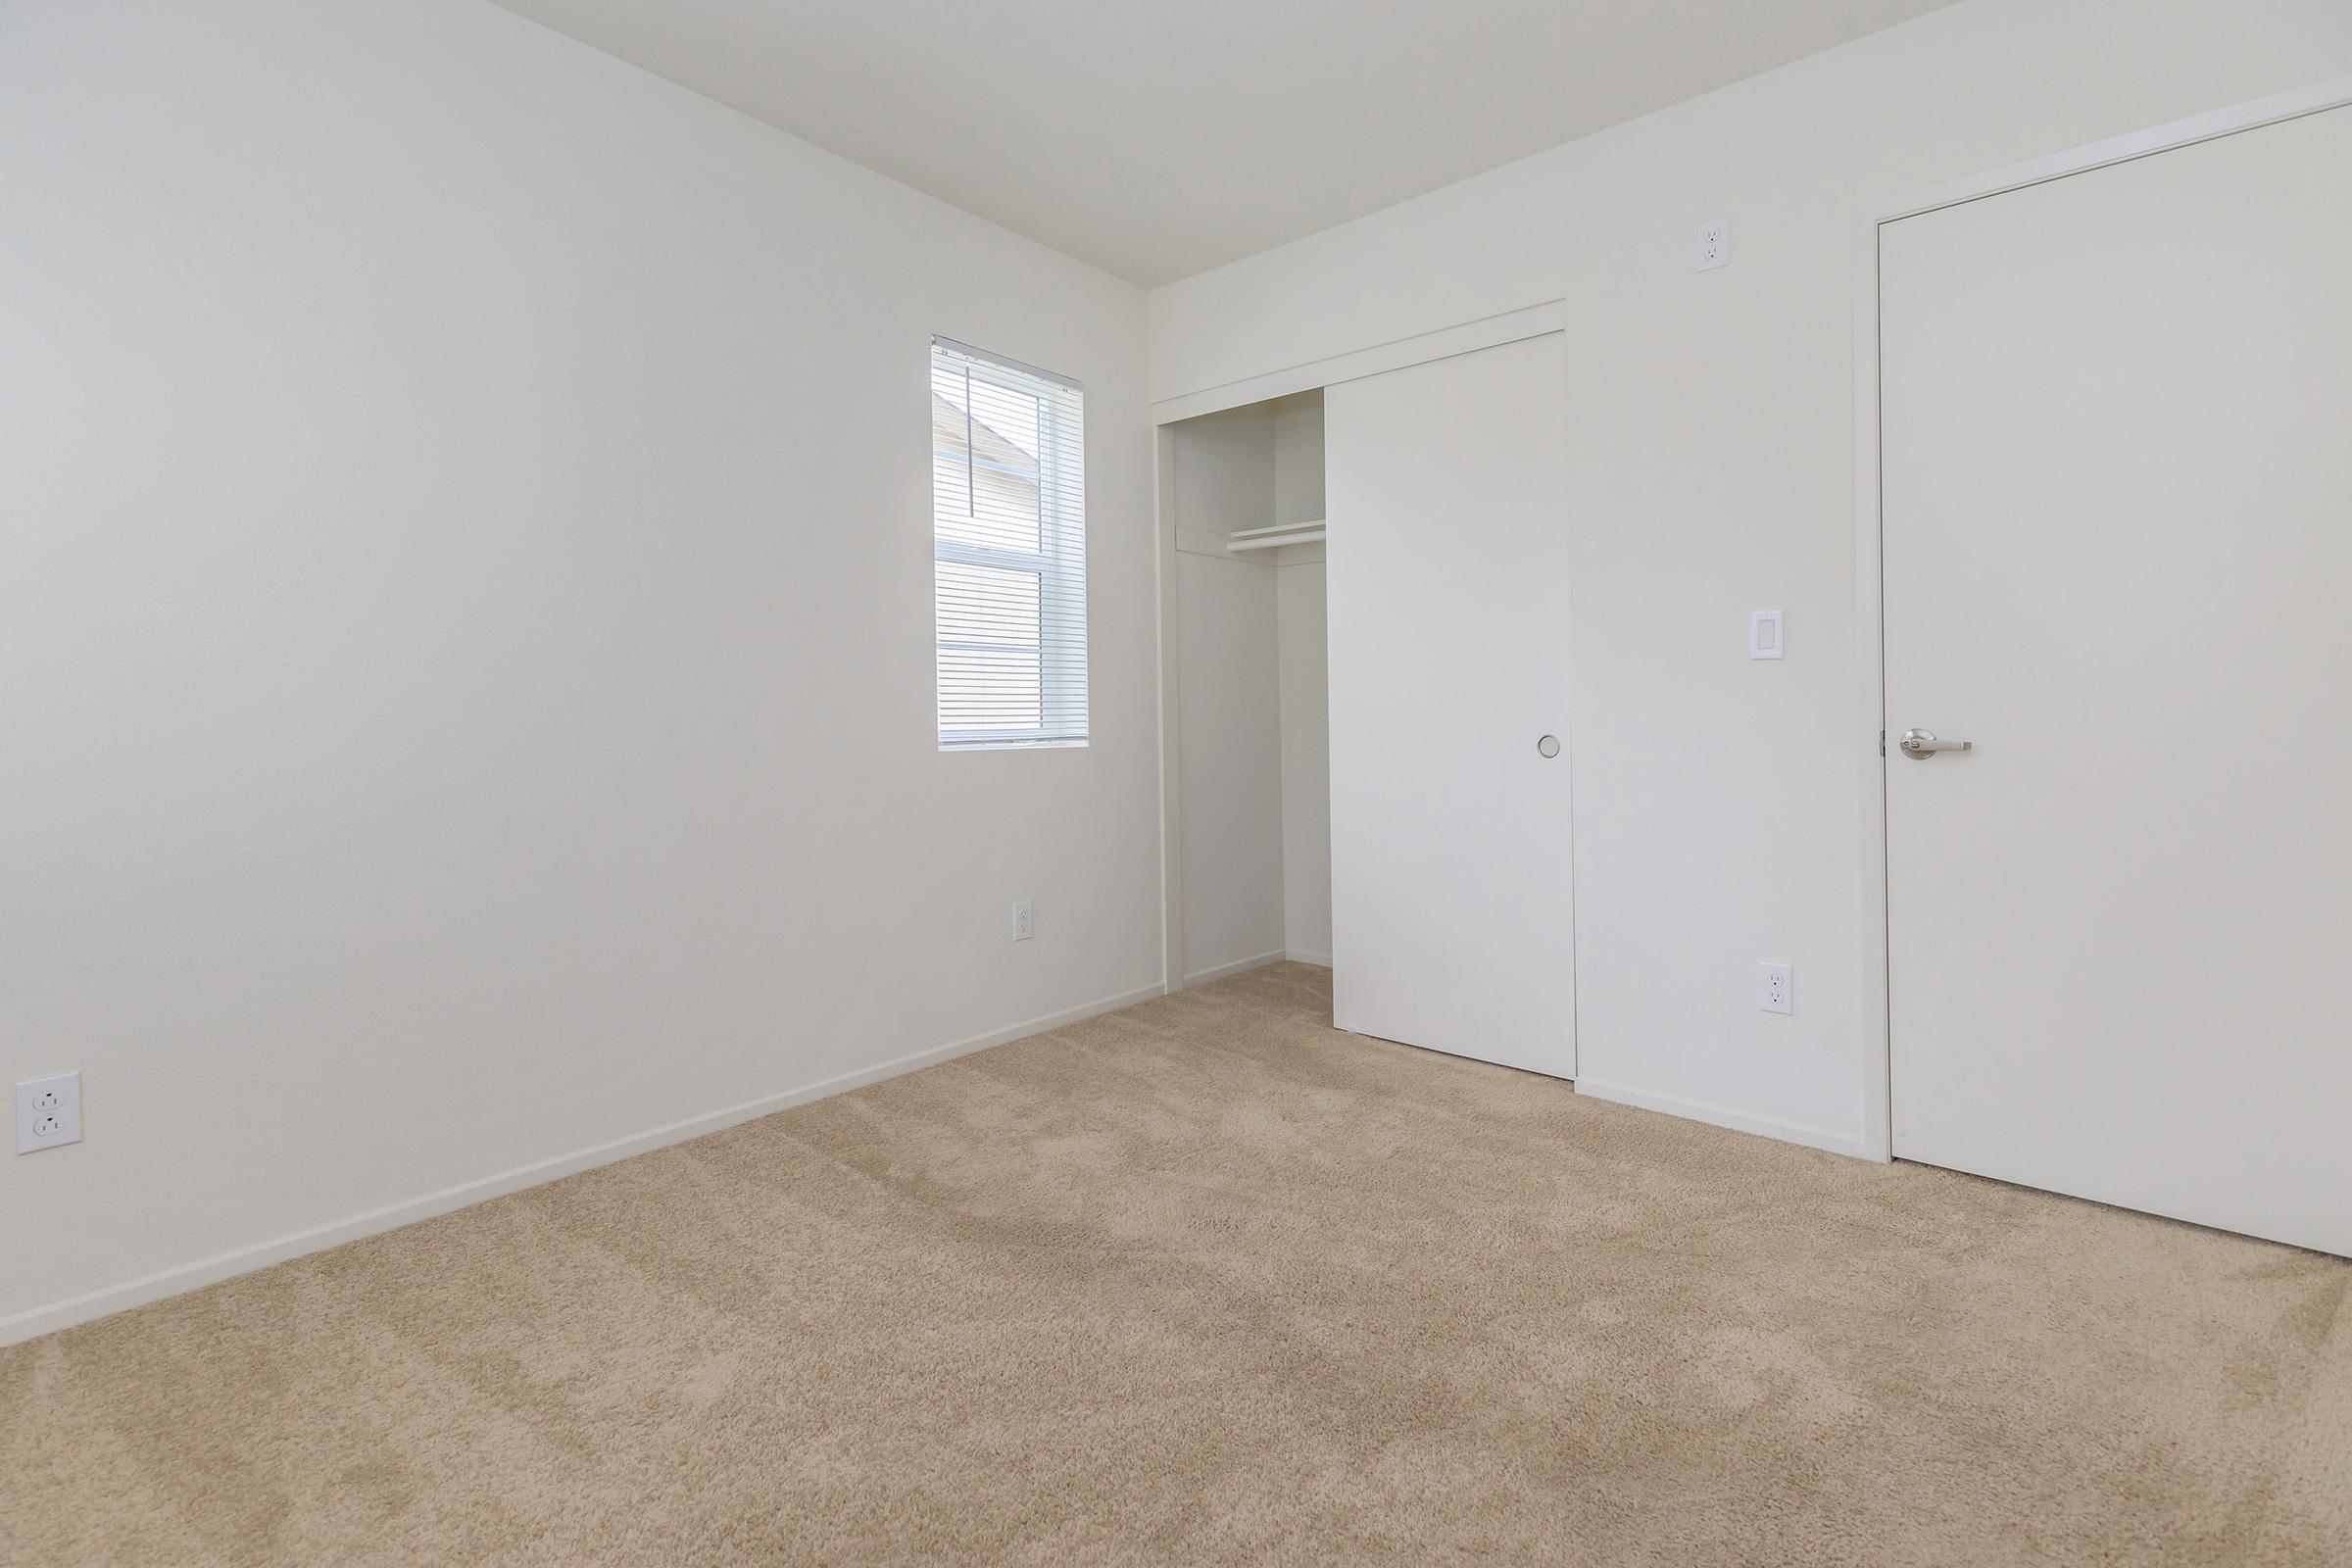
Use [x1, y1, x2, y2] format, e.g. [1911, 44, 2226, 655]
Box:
[1160, 389, 1330, 984]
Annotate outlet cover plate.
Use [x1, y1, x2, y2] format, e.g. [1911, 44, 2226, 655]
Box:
[1758, 962, 1793, 1016]
[16, 1071, 83, 1153]
[1696, 218, 1730, 271]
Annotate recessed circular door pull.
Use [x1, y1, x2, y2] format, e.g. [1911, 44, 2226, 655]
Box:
[1536, 734, 1560, 759]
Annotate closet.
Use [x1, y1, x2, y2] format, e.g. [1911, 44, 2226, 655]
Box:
[1160, 391, 1329, 986]
[1158, 329, 1573, 1084]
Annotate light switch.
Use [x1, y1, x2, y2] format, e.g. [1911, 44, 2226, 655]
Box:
[1750, 610, 1784, 660]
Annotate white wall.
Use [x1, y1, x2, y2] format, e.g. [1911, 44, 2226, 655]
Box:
[1176, 552, 1285, 978]
[1148, 0, 2352, 1150]
[1271, 395, 1326, 529]
[1275, 564, 1330, 965]
[1169, 413, 1286, 980]
[0, 0, 1158, 1334]
[1271, 396, 1330, 965]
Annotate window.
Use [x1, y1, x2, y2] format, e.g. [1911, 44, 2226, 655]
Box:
[931, 339, 1087, 749]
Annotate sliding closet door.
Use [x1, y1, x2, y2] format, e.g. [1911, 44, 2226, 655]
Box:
[1325, 332, 1573, 1077]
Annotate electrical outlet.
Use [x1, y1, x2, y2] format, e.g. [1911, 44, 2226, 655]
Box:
[1696, 218, 1730, 271]
[1758, 962, 1792, 1015]
[1011, 900, 1033, 942]
[16, 1071, 83, 1153]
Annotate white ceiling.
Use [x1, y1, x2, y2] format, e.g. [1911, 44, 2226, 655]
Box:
[491, 0, 1960, 286]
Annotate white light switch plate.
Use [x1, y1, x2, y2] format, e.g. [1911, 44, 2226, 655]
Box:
[1750, 609, 1784, 660]
[17, 1071, 82, 1153]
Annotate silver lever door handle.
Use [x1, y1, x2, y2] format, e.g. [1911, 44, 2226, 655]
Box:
[1898, 727, 1972, 759]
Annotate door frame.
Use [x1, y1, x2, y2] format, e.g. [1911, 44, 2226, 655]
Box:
[1851, 74, 2352, 1163]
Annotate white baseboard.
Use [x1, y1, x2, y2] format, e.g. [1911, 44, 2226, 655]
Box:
[1283, 950, 1332, 968]
[1181, 949, 1289, 987]
[1573, 1077, 1873, 1161]
[0, 980, 1166, 1348]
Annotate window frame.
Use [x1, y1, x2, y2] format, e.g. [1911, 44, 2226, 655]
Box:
[931, 339, 1087, 751]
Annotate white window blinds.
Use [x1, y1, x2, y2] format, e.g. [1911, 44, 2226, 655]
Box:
[932, 338, 1087, 749]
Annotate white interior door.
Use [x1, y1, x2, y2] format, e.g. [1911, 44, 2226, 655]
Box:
[1326, 332, 1573, 1077]
[1882, 103, 2352, 1254]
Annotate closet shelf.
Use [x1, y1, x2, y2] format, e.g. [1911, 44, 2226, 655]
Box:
[1225, 519, 1326, 552]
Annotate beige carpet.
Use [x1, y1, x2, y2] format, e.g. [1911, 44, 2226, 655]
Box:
[3, 963, 2346, 1565]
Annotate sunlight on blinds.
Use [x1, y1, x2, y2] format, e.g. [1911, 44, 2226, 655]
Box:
[932, 339, 1086, 748]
